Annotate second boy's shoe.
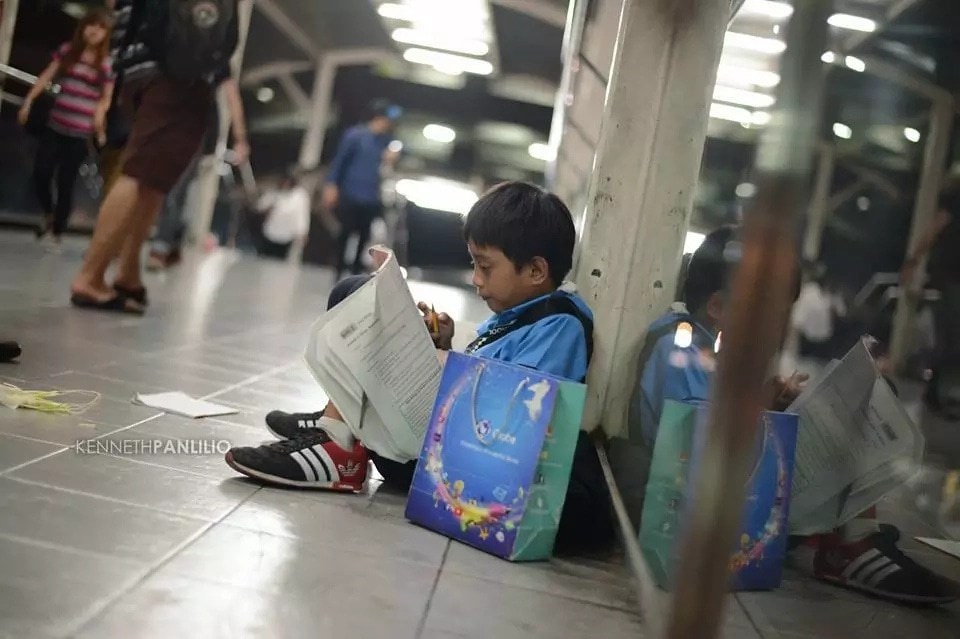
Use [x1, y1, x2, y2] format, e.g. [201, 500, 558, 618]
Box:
[264, 409, 326, 440]
[225, 431, 368, 492]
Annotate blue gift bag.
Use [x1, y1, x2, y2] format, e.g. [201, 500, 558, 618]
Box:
[639, 400, 799, 590]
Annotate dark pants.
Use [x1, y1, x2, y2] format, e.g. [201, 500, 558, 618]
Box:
[928, 282, 960, 402]
[32, 128, 88, 236]
[259, 239, 292, 260]
[335, 199, 382, 277]
[324, 274, 615, 554]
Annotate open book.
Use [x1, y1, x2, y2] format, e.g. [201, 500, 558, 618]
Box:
[786, 338, 924, 534]
[303, 247, 442, 462]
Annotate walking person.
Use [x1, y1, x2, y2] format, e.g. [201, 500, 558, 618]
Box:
[254, 170, 311, 261]
[69, 0, 243, 314]
[18, 8, 114, 249]
[323, 100, 401, 278]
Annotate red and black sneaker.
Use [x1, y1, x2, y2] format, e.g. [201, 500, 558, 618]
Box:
[812, 525, 959, 606]
[225, 430, 368, 492]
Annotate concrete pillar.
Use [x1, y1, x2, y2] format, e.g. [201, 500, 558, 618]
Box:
[186, 0, 254, 246]
[0, 0, 20, 106]
[572, 0, 728, 438]
[802, 143, 835, 262]
[298, 59, 336, 171]
[889, 97, 955, 368]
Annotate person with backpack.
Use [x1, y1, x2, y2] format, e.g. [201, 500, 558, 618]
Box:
[18, 8, 114, 249]
[224, 182, 615, 554]
[69, 0, 243, 314]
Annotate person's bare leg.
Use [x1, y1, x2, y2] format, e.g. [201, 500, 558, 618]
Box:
[70, 176, 143, 301]
[113, 184, 165, 291]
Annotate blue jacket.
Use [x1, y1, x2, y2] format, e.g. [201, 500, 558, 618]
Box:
[325, 124, 391, 205]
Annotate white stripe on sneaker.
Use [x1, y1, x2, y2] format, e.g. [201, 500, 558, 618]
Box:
[290, 451, 318, 481]
[866, 563, 901, 588]
[855, 558, 892, 584]
[841, 549, 882, 580]
[312, 444, 340, 483]
[300, 447, 331, 482]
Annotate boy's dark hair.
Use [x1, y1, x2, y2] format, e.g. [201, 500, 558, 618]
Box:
[463, 181, 576, 287]
[682, 225, 802, 313]
[682, 226, 738, 314]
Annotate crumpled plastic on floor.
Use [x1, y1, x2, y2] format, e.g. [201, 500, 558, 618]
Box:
[0, 383, 100, 414]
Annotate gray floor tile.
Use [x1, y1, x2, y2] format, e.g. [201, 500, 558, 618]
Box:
[0, 477, 207, 562]
[221, 488, 450, 566]
[421, 571, 646, 639]
[0, 535, 146, 638]
[8, 448, 258, 520]
[0, 433, 62, 472]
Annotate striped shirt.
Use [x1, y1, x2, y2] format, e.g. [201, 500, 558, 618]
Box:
[48, 44, 114, 138]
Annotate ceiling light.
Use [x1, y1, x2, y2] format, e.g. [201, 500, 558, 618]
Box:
[378, 3, 415, 20]
[857, 196, 871, 211]
[528, 142, 555, 162]
[904, 127, 921, 143]
[828, 13, 877, 32]
[256, 86, 274, 103]
[821, 51, 836, 64]
[395, 178, 478, 215]
[723, 32, 787, 55]
[739, 0, 793, 19]
[403, 48, 493, 75]
[710, 103, 753, 124]
[716, 64, 780, 88]
[844, 55, 866, 72]
[391, 28, 489, 57]
[423, 123, 456, 143]
[751, 111, 771, 126]
[713, 86, 776, 108]
[833, 122, 852, 139]
[735, 182, 757, 198]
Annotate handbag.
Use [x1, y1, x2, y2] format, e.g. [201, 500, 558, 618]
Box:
[23, 91, 54, 139]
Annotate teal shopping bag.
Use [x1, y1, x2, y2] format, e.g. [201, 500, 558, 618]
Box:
[405, 352, 586, 561]
[638, 400, 798, 590]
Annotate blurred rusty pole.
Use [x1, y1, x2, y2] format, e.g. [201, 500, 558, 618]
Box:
[664, 2, 831, 638]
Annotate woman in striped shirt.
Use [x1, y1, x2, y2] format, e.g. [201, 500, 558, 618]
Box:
[18, 8, 115, 245]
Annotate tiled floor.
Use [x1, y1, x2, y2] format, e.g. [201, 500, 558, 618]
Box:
[1, 230, 959, 638]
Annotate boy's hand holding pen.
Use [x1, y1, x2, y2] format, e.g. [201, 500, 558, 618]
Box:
[418, 302, 455, 351]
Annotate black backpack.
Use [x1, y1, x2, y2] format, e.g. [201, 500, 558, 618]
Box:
[142, 0, 239, 84]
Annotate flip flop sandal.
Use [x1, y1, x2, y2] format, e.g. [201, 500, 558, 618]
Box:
[113, 283, 148, 307]
[70, 293, 145, 315]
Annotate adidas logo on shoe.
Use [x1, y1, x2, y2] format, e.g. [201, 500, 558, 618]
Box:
[338, 460, 363, 478]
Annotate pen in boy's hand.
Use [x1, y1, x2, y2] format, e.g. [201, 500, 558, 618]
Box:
[430, 305, 440, 334]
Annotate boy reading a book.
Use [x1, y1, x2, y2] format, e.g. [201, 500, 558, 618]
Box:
[609, 226, 956, 605]
[225, 181, 614, 553]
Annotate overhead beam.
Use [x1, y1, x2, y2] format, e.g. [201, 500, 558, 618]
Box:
[489, 0, 566, 28]
[843, 0, 921, 53]
[254, 0, 321, 60]
[241, 60, 314, 86]
[277, 73, 311, 112]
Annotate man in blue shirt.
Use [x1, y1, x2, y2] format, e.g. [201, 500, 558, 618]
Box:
[226, 181, 613, 553]
[323, 100, 401, 278]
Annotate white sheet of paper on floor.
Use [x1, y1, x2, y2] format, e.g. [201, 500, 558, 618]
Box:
[786, 338, 924, 535]
[132, 392, 238, 419]
[916, 537, 960, 562]
[303, 246, 442, 463]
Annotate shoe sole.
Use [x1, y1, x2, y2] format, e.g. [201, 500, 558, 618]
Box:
[818, 574, 958, 606]
[225, 451, 362, 493]
[264, 423, 289, 440]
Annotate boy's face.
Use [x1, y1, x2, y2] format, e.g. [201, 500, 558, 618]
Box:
[467, 241, 550, 313]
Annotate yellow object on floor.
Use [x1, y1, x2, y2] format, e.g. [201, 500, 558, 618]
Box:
[0, 383, 100, 414]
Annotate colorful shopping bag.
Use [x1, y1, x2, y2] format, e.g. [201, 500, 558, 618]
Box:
[405, 352, 586, 561]
[639, 400, 798, 590]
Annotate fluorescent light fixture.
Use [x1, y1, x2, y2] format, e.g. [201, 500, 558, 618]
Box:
[716, 64, 780, 88]
[684, 232, 707, 255]
[378, 3, 414, 20]
[395, 178, 479, 215]
[723, 32, 787, 55]
[739, 0, 793, 19]
[821, 51, 836, 64]
[735, 182, 757, 198]
[710, 103, 753, 124]
[403, 48, 493, 75]
[828, 13, 877, 32]
[844, 55, 866, 72]
[833, 122, 852, 139]
[713, 86, 776, 108]
[857, 196, 871, 211]
[751, 111, 772, 126]
[256, 86, 275, 103]
[422, 124, 456, 143]
[391, 28, 489, 57]
[904, 127, 921, 143]
[528, 142, 555, 162]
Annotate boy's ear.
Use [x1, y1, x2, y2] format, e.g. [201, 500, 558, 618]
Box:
[527, 256, 550, 285]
